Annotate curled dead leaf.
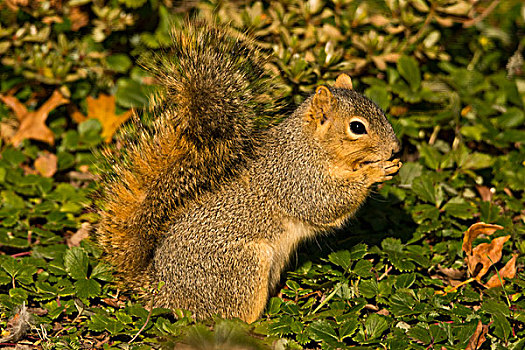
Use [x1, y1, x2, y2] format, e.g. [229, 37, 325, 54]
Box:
[462, 222, 503, 255]
[467, 235, 510, 279]
[465, 320, 488, 350]
[484, 254, 518, 289]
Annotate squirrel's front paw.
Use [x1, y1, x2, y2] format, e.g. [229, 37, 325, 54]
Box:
[365, 159, 402, 184]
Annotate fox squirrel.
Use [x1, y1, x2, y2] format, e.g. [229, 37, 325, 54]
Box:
[95, 22, 401, 323]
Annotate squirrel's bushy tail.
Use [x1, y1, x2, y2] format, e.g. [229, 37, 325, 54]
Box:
[95, 22, 277, 287]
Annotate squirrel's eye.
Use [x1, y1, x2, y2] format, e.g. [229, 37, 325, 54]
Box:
[349, 121, 367, 135]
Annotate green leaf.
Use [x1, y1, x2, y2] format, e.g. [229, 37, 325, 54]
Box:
[412, 176, 443, 206]
[365, 86, 390, 111]
[266, 297, 282, 315]
[89, 313, 125, 334]
[119, 0, 148, 8]
[74, 278, 101, 299]
[339, 318, 359, 340]
[418, 144, 443, 170]
[116, 78, 150, 108]
[359, 279, 379, 298]
[397, 56, 421, 90]
[64, 247, 89, 280]
[394, 273, 416, 289]
[328, 250, 352, 271]
[364, 314, 389, 340]
[353, 260, 373, 278]
[91, 263, 113, 282]
[106, 54, 132, 73]
[349, 243, 368, 260]
[397, 162, 423, 186]
[407, 324, 432, 344]
[1, 190, 25, 210]
[308, 320, 338, 343]
[492, 312, 511, 341]
[497, 107, 525, 128]
[442, 197, 475, 220]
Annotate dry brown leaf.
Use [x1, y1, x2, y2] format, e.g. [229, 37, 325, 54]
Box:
[67, 222, 91, 247]
[467, 235, 510, 279]
[465, 320, 488, 350]
[71, 106, 88, 123]
[73, 94, 133, 142]
[484, 254, 518, 288]
[476, 185, 493, 202]
[4, 0, 28, 11]
[438, 265, 465, 280]
[371, 56, 386, 70]
[462, 222, 503, 255]
[0, 90, 69, 146]
[34, 152, 58, 178]
[368, 15, 390, 27]
[70, 6, 89, 31]
[42, 15, 63, 24]
[390, 106, 408, 117]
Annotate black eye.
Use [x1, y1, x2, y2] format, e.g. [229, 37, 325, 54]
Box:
[349, 121, 367, 135]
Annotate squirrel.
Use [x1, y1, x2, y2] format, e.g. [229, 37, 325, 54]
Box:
[94, 22, 401, 323]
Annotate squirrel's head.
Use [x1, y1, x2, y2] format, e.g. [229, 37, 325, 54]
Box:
[305, 74, 401, 171]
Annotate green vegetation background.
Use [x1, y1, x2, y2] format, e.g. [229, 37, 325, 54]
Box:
[0, 0, 524, 348]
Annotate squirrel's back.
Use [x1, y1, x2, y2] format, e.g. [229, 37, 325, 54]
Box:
[94, 22, 278, 287]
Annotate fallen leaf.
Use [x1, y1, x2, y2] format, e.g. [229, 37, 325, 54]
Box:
[437, 265, 465, 280]
[67, 222, 91, 247]
[467, 235, 510, 279]
[73, 94, 133, 142]
[390, 106, 408, 116]
[465, 320, 488, 350]
[371, 56, 386, 70]
[34, 151, 58, 178]
[368, 15, 390, 26]
[70, 6, 89, 31]
[475, 185, 493, 202]
[4, 0, 28, 11]
[42, 15, 63, 24]
[484, 254, 518, 288]
[71, 107, 88, 123]
[462, 222, 503, 255]
[0, 90, 69, 146]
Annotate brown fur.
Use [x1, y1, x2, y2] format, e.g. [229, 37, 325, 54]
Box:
[95, 22, 277, 287]
[151, 86, 400, 321]
[95, 22, 401, 321]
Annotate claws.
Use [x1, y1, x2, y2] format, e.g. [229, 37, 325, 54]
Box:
[358, 158, 402, 184]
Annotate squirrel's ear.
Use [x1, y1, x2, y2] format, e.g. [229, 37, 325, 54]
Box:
[313, 86, 334, 107]
[310, 86, 335, 125]
[334, 74, 353, 89]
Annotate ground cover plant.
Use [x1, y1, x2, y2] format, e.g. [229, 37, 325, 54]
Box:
[0, 0, 524, 348]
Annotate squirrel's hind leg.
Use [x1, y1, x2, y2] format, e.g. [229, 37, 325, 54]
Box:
[238, 242, 273, 323]
[152, 241, 272, 323]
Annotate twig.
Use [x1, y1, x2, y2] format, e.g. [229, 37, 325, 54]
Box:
[129, 294, 155, 343]
[310, 284, 342, 315]
[11, 251, 32, 258]
[378, 266, 393, 281]
[435, 277, 476, 295]
[463, 0, 501, 28]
